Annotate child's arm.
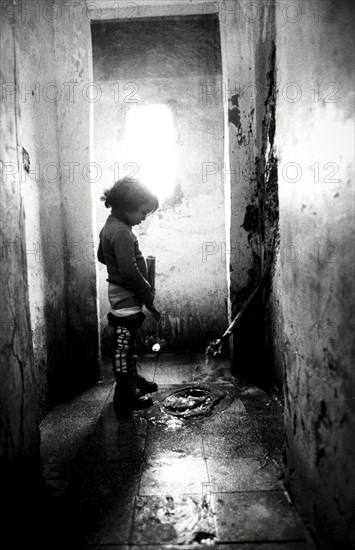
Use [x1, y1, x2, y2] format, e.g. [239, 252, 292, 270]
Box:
[146, 303, 161, 321]
[113, 230, 155, 307]
[97, 241, 106, 264]
[97, 231, 106, 264]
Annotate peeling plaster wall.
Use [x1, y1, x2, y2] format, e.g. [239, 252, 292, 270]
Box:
[254, 4, 279, 382]
[0, 0, 101, 492]
[0, 11, 41, 494]
[54, 1, 101, 388]
[92, 16, 228, 352]
[221, 8, 260, 314]
[272, 0, 355, 546]
[218, 2, 278, 377]
[15, 3, 67, 412]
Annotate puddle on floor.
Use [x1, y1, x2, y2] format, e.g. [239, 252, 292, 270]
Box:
[162, 386, 223, 418]
[145, 385, 233, 429]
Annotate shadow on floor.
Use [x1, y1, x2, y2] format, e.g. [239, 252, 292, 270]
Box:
[12, 352, 317, 549]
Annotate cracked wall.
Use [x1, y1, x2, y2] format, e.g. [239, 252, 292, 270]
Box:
[15, 2, 67, 413]
[272, 0, 355, 546]
[254, 9, 280, 383]
[0, 1, 101, 413]
[0, 12, 41, 495]
[222, 2, 278, 380]
[0, 1, 102, 493]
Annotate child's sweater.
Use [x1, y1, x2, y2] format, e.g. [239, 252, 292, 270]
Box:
[98, 215, 154, 311]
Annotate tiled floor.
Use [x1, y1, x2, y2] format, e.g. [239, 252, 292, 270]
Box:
[37, 352, 317, 549]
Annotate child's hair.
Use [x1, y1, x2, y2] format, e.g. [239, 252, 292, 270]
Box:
[101, 177, 159, 213]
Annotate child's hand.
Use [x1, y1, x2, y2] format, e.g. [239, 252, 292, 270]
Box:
[151, 310, 161, 322]
[147, 304, 161, 321]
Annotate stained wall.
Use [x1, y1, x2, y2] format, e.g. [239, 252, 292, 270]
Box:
[271, 0, 355, 546]
[14, 1, 67, 411]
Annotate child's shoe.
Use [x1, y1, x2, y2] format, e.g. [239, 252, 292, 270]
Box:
[130, 355, 158, 394]
[114, 372, 153, 410]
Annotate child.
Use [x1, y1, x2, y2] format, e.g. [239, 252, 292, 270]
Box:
[97, 177, 161, 410]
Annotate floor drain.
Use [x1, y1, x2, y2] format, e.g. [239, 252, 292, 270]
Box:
[161, 386, 222, 418]
[192, 531, 216, 544]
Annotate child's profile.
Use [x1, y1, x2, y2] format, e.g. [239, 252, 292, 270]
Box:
[97, 177, 160, 410]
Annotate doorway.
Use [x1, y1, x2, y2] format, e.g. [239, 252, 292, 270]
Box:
[91, 14, 228, 356]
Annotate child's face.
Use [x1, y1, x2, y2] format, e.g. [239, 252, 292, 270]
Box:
[125, 202, 153, 226]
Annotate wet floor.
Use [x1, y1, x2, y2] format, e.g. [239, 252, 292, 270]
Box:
[38, 352, 317, 549]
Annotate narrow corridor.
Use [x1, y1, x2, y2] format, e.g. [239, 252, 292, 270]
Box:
[38, 353, 316, 549]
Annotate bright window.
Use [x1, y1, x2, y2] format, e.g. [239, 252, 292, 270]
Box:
[124, 104, 177, 201]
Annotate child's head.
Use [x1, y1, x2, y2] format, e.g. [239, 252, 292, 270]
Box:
[101, 177, 159, 225]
